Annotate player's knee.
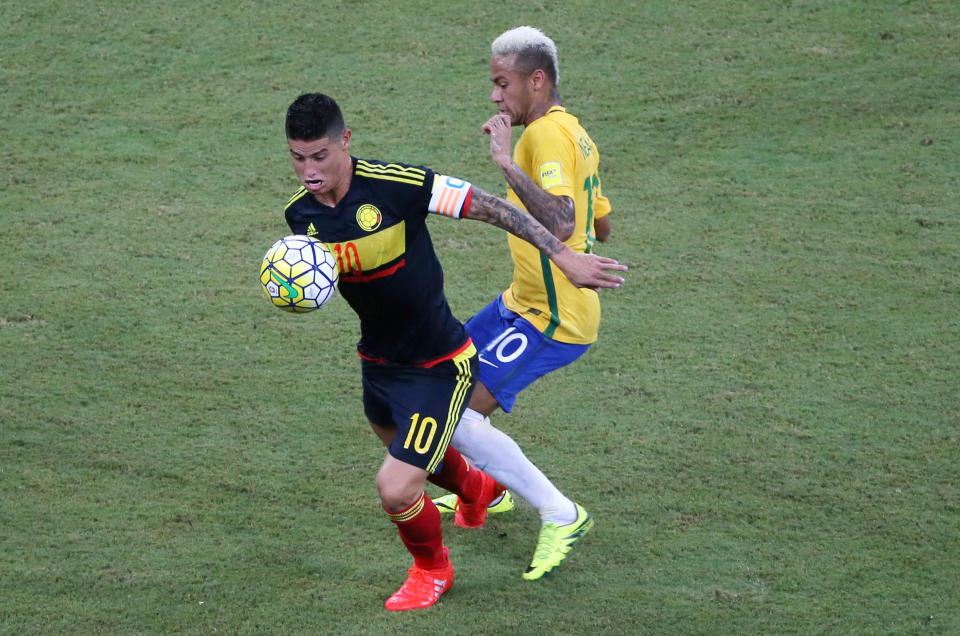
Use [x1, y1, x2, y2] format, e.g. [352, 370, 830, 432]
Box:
[376, 471, 421, 512]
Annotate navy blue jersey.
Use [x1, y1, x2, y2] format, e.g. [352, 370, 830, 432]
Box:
[285, 157, 473, 366]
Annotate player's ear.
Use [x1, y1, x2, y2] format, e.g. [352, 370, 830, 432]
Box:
[530, 68, 547, 92]
[341, 128, 352, 150]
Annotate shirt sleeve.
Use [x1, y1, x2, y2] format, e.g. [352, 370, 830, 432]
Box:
[522, 121, 576, 201]
[593, 175, 612, 219]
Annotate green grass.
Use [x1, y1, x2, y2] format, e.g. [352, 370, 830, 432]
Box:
[2, 0, 959, 633]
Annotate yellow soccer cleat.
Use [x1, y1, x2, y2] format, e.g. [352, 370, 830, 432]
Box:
[433, 493, 460, 515]
[523, 503, 594, 581]
[433, 490, 515, 518]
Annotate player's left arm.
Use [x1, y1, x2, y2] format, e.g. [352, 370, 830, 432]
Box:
[594, 215, 611, 242]
[592, 176, 613, 243]
[465, 186, 625, 290]
[483, 114, 575, 241]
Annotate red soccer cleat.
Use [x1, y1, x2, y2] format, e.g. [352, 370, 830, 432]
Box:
[384, 549, 455, 611]
[454, 471, 506, 529]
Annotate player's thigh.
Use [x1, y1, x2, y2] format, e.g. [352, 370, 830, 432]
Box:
[368, 420, 395, 447]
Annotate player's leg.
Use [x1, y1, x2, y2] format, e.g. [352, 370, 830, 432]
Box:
[376, 453, 442, 564]
[450, 296, 586, 526]
[370, 416, 488, 509]
[453, 394, 595, 581]
[425, 442, 498, 517]
[433, 296, 516, 518]
[447, 296, 595, 578]
[376, 452, 455, 611]
[365, 348, 500, 518]
[365, 352, 495, 608]
[363, 364, 454, 610]
[454, 388, 577, 525]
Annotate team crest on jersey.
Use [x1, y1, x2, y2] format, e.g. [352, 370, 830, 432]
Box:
[356, 204, 382, 231]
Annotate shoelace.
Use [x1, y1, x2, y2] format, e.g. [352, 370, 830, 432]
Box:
[403, 568, 445, 596]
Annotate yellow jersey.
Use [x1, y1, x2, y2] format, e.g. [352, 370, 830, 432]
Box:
[501, 106, 611, 344]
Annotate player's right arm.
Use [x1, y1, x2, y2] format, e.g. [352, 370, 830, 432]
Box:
[465, 186, 625, 290]
[483, 113, 575, 241]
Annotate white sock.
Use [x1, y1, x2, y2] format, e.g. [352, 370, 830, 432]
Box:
[451, 408, 577, 525]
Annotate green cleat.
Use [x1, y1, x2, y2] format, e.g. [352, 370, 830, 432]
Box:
[523, 503, 593, 581]
[433, 490, 515, 517]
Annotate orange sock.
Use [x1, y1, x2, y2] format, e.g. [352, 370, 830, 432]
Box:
[384, 493, 448, 570]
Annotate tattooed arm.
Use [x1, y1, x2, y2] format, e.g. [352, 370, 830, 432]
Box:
[466, 186, 625, 290]
[482, 113, 575, 241]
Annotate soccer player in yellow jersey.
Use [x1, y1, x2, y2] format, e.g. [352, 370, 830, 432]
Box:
[435, 26, 615, 580]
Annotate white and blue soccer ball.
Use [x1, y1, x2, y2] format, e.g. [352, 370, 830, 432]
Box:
[260, 235, 338, 313]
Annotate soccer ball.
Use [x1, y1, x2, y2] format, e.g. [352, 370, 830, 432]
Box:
[260, 235, 338, 313]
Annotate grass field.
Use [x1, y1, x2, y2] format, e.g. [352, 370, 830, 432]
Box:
[2, 0, 958, 634]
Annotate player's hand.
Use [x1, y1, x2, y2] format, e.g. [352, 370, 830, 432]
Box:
[482, 113, 513, 168]
[551, 247, 627, 290]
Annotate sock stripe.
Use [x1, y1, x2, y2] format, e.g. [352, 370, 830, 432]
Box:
[387, 493, 426, 524]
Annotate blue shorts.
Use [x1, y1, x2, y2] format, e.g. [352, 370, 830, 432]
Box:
[465, 295, 589, 413]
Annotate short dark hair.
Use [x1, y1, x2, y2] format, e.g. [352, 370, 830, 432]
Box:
[285, 93, 345, 141]
[514, 48, 558, 86]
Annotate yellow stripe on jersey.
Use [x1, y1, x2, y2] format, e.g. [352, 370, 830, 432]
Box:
[329, 220, 406, 277]
[284, 187, 308, 211]
[426, 342, 475, 473]
[355, 159, 427, 186]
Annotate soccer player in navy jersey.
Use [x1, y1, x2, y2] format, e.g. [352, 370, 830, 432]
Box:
[280, 93, 625, 611]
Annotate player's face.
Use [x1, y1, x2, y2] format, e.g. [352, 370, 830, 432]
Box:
[489, 54, 533, 126]
[288, 130, 352, 204]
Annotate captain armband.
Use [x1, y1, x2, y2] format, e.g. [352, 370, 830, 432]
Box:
[428, 175, 473, 219]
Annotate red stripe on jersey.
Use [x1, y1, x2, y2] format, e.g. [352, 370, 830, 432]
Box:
[340, 258, 406, 282]
[417, 338, 473, 369]
[358, 338, 474, 368]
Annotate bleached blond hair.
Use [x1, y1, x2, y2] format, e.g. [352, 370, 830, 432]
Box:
[491, 26, 560, 86]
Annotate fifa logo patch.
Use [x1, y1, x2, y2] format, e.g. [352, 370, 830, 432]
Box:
[538, 162, 564, 189]
[356, 204, 382, 231]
